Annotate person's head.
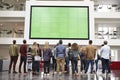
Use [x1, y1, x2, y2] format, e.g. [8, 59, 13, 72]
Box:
[89, 40, 93, 44]
[71, 43, 79, 51]
[23, 40, 26, 44]
[59, 40, 63, 44]
[33, 42, 37, 46]
[28, 47, 31, 52]
[68, 43, 71, 47]
[44, 41, 49, 49]
[13, 40, 16, 44]
[37, 43, 39, 47]
[81, 47, 86, 53]
[103, 40, 108, 45]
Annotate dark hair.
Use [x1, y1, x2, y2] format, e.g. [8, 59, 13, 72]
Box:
[68, 43, 71, 47]
[59, 40, 63, 44]
[101, 44, 104, 46]
[37, 44, 39, 47]
[23, 40, 26, 44]
[104, 41, 108, 45]
[28, 47, 31, 52]
[71, 43, 78, 51]
[89, 40, 92, 44]
[13, 40, 16, 44]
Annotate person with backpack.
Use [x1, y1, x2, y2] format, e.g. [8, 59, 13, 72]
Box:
[56, 40, 66, 74]
[43, 41, 52, 76]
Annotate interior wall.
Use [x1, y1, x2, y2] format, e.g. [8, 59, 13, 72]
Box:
[0, 45, 9, 59]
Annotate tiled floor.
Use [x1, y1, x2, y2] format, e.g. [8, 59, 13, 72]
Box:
[0, 70, 120, 80]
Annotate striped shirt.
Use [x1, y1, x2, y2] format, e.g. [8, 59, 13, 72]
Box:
[27, 52, 32, 63]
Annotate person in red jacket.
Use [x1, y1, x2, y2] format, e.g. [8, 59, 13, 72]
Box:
[19, 40, 27, 73]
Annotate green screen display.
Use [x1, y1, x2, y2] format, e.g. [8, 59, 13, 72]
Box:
[30, 6, 89, 39]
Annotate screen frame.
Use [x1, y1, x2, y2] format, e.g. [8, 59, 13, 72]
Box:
[29, 5, 89, 40]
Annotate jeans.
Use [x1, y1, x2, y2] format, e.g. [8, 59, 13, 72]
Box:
[80, 59, 86, 71]
[65, 57, 70, 72]
[85, 60, 94, 73]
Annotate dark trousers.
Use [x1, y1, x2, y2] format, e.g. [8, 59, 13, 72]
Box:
[32, 57, 40, 72]
[44, 61, 50, 74]
[19, 56, 27, 72]
[71, 59, 78, 74]
[52, 57, 57, 71]
[9, 56, 18, 72]
[101, 58, 111, 73]
[80, 59, 86, 71]
[85, 60, 94, 73]
[95, 59, 101, 72]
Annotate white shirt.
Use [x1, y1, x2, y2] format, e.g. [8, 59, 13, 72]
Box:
[66, 47, 71, 57]
[100, 45, 111, 59]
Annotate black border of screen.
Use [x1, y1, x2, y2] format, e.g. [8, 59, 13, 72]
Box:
[29, 6, 89, 40]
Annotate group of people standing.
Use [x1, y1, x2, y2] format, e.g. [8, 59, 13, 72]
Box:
[8, 39, 111, 76]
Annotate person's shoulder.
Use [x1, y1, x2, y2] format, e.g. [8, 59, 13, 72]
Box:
[63, 45, 66, 48]
[14, 44, 18, 47]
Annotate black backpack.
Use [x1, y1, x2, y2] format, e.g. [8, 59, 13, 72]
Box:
[68, 48, 73, 60]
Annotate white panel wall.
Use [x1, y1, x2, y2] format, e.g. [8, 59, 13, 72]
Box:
[94, 12, 120, 18]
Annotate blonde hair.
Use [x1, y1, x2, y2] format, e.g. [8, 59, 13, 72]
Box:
[81, 47, 86, 53]
[44, 41, 49, 49]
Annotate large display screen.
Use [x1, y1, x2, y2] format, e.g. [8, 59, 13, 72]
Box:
[30, 6, 89, 39]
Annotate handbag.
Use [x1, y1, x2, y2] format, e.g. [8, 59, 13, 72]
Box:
[34, 56, 41, 61]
